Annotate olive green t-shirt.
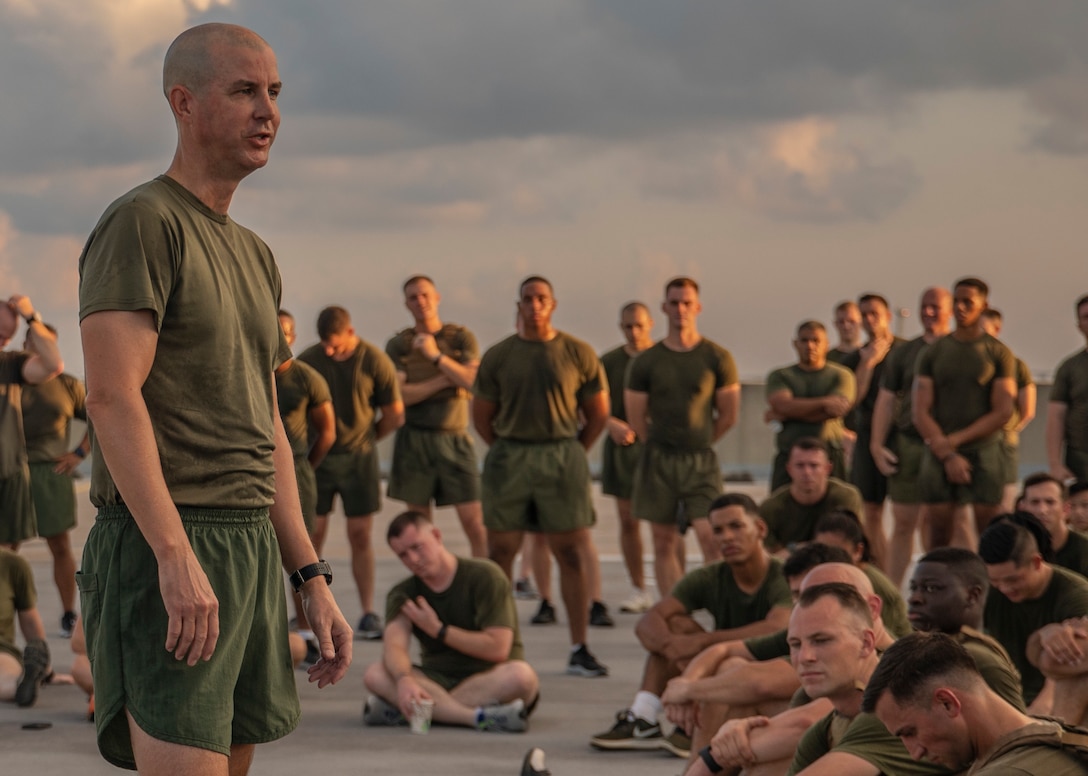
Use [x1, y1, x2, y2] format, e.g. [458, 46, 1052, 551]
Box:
[0, 547, 36, 655]
[473, 332, 606, 442]
[78, 176, 292, 509]
[625, 339, 739, 450]
[984, 565, 1088, 704]
[670, 557, 792, 629]
[759, 479, 865, 552]
[297, 340, 400, 454]
[788, 709, 949, 776]
[1055, 530, 1088, 579]
[957, 626, 1025, 711]
[600, 345, 635, 421]
[863, 564, 911, 639]
[385, 557, 523, 683]
[967, 719, 1088, 776]
[385, 324, 479, 431]
[880, 335, 931, 438]
[828, 348, 860, 368]
[1050, 349, 1088, 456]
[915, 333, 1016, 451]
[852, 337, 908, 431]
[21, 373, 87, 463]
[0, 352, 29, 478]
[275, 360, 331, 458]
[765, 363, 856, 451]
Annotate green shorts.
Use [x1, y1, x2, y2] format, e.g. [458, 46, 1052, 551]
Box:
[315, 449, 381, 517]
[632, 443, 721, 526]
[0, 641, 21, 662]
[850, 428, 888, 504]
[886, 433, 925, 504]
[1000, 440, 1019, 486]
[0, 465, 36, 544]
[481, 438, 595, 533]
[77, 506, 299, 770]
[918, 440, 1005, 506]
[600, 438, 642, 500]
[417, 664, 464, 691]
[387, 426, 480, 507]
[293, 455, 317, 533]
[28, 462, 77, 538]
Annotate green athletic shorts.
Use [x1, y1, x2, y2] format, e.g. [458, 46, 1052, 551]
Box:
[77, 506, 299, 770]
[481, 437, 595, 533]
[417, 664, 464, 691]
[315, 449, 381, 517]
[850, 428, 889, 504]
[1000, 440, 1019, 486]
[886, 433, 925, 504]
[293, 454, 317, 533]
[0, 641, 21, 661]
[632, 443, 721, 526]
[600, 437, 642, 500]
[387, 426, 480, 507]
[918, 440, 1005, 506]
[0, 465, 36, 544]
[28, 462, 77, 538]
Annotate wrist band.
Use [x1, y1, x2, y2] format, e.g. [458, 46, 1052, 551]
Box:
[432, 353, 443, 366]
[74, 446, 87, 459]
[436, 623, 449, 643]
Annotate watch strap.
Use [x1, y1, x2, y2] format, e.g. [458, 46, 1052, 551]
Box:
[290, 560, 333, 593]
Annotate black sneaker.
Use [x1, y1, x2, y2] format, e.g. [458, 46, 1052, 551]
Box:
[589, 710, 662, 749]
[16, 639, 50, 707]
[515, 577, 539, 600]
[60, 611, 77, 639]
[589, 601, 614, 627]
[521, 747, 550, 776]
[567, 645, 608, 678]
[531, 599, 556, 625]
[357, 612, 383, 640]
[662, 728, 692, 758]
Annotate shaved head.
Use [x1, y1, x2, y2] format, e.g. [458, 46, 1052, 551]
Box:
[163, 23, 270, 97]
[801, 562, 875, 597]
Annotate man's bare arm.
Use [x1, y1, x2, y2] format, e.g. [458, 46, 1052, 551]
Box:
[944, 377, 1015, 450]
[768, 391, 851, 423]
[1016, 382, 1036, 433]
[794, 751, 880, 776]
[624, 389, 650, 441]
[578, 391, 608, 450]
[472, 397, 498, 445]
[375, 400, 406, 440]
[307, 401, 336, 469]
[397, 371, 453, 406]
[1046, 401, 1073, 480]
[712, 384, 740, 442]
[869, 388, 898, 476]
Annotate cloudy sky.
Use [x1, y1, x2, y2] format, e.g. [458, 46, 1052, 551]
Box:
[2, 0, 1086, 380]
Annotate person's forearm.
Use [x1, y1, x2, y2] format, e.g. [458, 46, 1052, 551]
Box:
[399, 374, 452, 406]
[435, 356, 478, 392]
[1046, 403, 1068, 470]
[747, 700, 832, 763]
[439, 627, 512, 664]
[17, 609, 47, 642]
[712, 388, 740, 442]
[579, 408, 607, 449]
[870, 390, 894, 451]
[769, 396, 836, 422]
[25, 320, 63, 378]
[375, 403, 405, 440]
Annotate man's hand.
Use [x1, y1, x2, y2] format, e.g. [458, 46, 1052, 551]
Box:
[7, 294, 35, 320]
[301, 582, 353, 687]
[709, 715, 770, 768]
[395, 673, 433, 718]
[413, 333, 441, 362]
[662, 676, 697, 732]
[871, 445, 899, 477]
[53, 451, 83, 476]
[1038, 620, 1088, 666]
[401, 596, 443, 638]
[822, 395, 853, 417]
[859, 335, 893, 367]
[607, 418, 637, 446]
[159, 549, 220, 666]
[943, 453, 973, 485]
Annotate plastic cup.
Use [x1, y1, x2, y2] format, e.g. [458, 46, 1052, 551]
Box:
[409, 698, 434, 734]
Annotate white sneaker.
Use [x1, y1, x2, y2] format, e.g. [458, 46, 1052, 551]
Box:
[619, 588, 654, 613]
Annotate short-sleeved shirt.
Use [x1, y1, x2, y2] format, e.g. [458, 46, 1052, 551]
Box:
[78, 175, 291, 509]
[21, 373, 87, 463]
[670, 557, 792, 629]
[600, 345, 636, 421]
[0, 547, 36, 655]
[298, 340, 400, 454]
[759, 479, 865, 551]
[852, 338, 908, 432]
[765, 363, 856, 451]
[828, 348, 859, 367]
[880, 336, 931, 439]
[1055, 530, 1088, 579]
[473, 332, 605, 442]
[385, 557, 523, 683]
[625, 339, 738, 450]
[957, 626, 1025, 711]
[984, 565, 1088, 704]
[1051, 349, 1088, 456]
[966, 719, 1088, 775]
[0, 352, 29, 478]
[915, 333, 1016, 451]
[863, 564, 911, 639]
[385, 324, 479, 431]
[275, 360, 331, 458]
[788, 709, 948, 776]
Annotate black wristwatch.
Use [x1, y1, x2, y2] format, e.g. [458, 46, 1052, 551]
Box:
[289, 560, 333, 593]
[24, 310, 42, 326]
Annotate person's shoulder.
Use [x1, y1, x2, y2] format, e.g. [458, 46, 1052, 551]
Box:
[600, 344, 628, 364]
[1049, 564, 1088, 594]
[291, 358, 326, 385]
[827, 478, 862, 499]
[554, 330, 595, 354]
[760, 484, 792, 510]
[0, 546, 32, 578]
[386, 327, 415, 353]
[823, 361, 854, 379]
[481, 332, 519, 356]
[296, 343, 326, 365]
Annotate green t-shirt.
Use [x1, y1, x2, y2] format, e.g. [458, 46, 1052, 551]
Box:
[473, 332, 606, 442]
[385, 557, 523, 683]
[743, 629, 790, 661]
[863, 564, 911, 639]
[78, 176, 291, 509]
[984, 565, 1088, 704]
[1051, 349, 1088, 456]
[625, 339, 739, 450]
[828, 348, 860, 368]
[957, 626, 1025, 711]
[968, 719, 1088, 776]
[670, 557, 792, 629]
[298, 340, 400, 454]
[600, 345, 635, 421]
[385, 324, 479, 431]
[275, 360, 331, 458]
[879, 335, 930, 439]
[0, 352, 29, 478]
[0, 547, 36, 655]
[1055, 530, 1088, 579]
[915, 333, 1016, 451]
[765, 363, 856, 451]
[852, 338, 908, 431]
[788, 710, 949, 776]
[759, 479, 865, 552]
[21, 373, 87, 463]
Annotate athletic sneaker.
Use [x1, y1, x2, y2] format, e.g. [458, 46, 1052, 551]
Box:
[520, 747, 550, 776]
[590, 710, 663, 749]
[476, 698, 527, 733]
[362, 695, 406, 726]
[530, 599, 556, 625]
[16, 639, 50, 707]
[589, 600, 614, 627]
[566, 645, 608, 677]
[357, 612, 383, 640]
[514, 577, 539, 600]
[619, 588, 654, 614]
[662, 728, 692, 758]
[60, 611, 77, 639]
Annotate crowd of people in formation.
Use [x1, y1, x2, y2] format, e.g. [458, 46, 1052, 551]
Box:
[1, 20, 1088, 776]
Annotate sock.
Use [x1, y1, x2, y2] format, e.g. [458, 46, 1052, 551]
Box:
[630, 691, 662, 723]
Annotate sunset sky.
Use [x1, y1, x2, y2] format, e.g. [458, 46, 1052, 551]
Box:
[2, 1, 1086, 380]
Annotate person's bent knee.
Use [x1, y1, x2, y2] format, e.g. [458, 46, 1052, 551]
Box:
[362, 660, 393, 695]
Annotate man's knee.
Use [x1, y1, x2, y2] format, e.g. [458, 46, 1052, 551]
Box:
[363, 660, 393, 695]
[345, 516, 374, 547]
[548, 530, 588, 572]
